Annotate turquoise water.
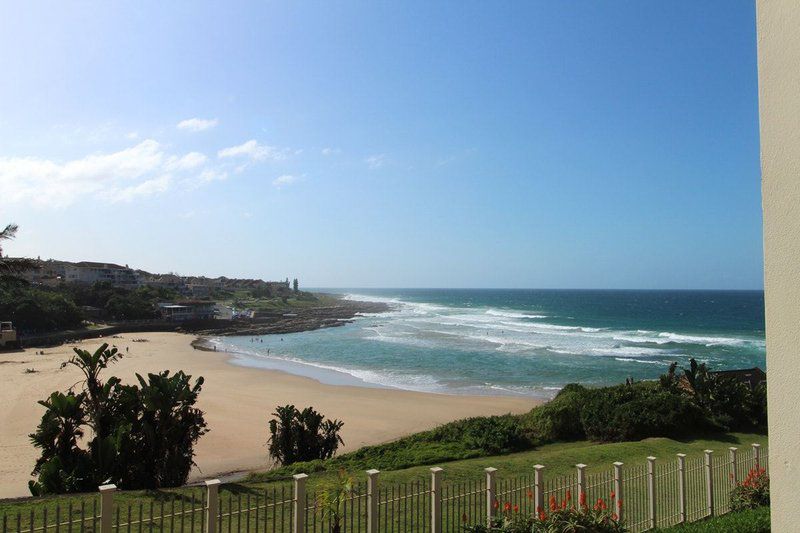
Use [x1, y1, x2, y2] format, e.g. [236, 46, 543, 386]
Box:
[212, 289, 766, 398]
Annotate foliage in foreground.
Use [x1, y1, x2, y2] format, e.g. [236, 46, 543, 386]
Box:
[313, 470, 354, 533]
[464, 490, 625, 532]
[29, 344, 207, 495]
[268, 405, 344, 465]
[659, 506, 770, 532]
[730, 467, 770, 512]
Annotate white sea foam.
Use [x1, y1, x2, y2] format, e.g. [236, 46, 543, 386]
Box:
[484, 309, 548, 319]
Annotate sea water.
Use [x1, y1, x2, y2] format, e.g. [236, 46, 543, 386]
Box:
[210, 289, 765, 398]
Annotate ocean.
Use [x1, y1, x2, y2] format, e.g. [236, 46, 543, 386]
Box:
[209, 289, 766, 399]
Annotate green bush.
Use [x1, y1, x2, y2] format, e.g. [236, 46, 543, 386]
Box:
[0, 286, 84, 332]
[580, 382, 713, 442]
[430, 415, 530, 455]
[522, 384, 587, 442]
[267, 405, 344, 465]
[464, 494, 625, 532]
[731, 467, 770, 512]
[29, 344, 207, 494]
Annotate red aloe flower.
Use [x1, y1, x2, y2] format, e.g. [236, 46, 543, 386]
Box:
[579, 492, 587, 507]
[493, 499, 500, 510]
[527, 490, 533, 500]
[610, 491, 615, 500]
[461, 513, 468, 523]
[513, 504, 519, 513]
[538, 511, 547, 521]
[565, 489, 571, 502]
[504, 502, 512, 512]
[549, 495, 557, 511]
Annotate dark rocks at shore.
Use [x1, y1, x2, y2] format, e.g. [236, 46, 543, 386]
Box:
[182, 299, 391, 337]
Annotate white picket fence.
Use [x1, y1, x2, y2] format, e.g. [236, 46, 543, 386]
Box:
[0, 444, 766, 533]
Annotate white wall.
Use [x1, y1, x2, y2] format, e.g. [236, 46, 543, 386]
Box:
[756, 1, 800, 529]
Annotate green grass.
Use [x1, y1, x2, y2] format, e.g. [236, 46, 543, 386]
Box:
[658, 506, 770, 532]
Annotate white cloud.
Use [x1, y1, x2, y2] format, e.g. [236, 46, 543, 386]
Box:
[177, 118, 218, 132]
[272, 174, 301, 188]
[365, 154, 386, 169]
[167, 152, 208, 171]
[321, 147, 341, 156]
[217, 139, 289, 162]
[0, 140, 215, 208]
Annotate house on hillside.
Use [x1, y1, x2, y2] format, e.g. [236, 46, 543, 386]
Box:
[65, 262, 140, 288]
[157, 301, 217, 321]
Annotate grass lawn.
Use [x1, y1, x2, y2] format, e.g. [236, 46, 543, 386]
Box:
[658, 506, 770, 532]
[0, 432, 767, 532]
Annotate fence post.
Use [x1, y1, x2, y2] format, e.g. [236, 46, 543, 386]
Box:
[647, 457, 657, 530]
[485, 468, 497, 525]
[753, 443, 761, 468]
[613, 462, 623, 523]
[533, 465, 545, 515]
[366, 469, 380, 533]
[99, 484, 116, 533]
[677, 454, 687, 524]
[575, 463, 587, 502]
[729, 447, 738, 486]
[704, 450, 714, 517]
[430, 467, 443, 533]
[205, 480, 220, 533]
[292, 474, 308, 533]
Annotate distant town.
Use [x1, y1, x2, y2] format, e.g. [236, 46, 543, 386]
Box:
[21, 258, 292, 297]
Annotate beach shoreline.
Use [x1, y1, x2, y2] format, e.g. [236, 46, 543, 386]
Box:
[0, 332, 538, 500]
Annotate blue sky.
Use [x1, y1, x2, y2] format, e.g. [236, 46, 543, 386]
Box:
[0, 1, 762, 289]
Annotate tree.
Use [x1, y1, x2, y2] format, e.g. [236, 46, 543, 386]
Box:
[316, 470, 354, 533]
[29, 344, 208, 494]
[0, 223, 39, 284]
[267, 405, 344, 465]
[293, 278, 299, 293]
[28, 392, 93, 495]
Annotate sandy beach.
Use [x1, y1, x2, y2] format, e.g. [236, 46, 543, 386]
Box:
[0, 332, 537, 499]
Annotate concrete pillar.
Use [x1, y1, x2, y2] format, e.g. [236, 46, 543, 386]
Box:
[756, 2, 800, 529]
[704, 450, 714, 517]
[729, 447, 739, 485]
[366, 469, 380, 533]
[613, 462, 624, 523]
[533, 465, 545, 514]
[98, 484, 116, 533]
[484, 467, 497, 525]
[430, 467, 443, 533]
[575, 463, 587, 504]
[677, 454, 687, 524]
[292, 474, 307, 533]
[205, 480, 220, 533]
[647, 457, 656, 529]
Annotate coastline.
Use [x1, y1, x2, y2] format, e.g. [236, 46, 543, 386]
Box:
[0, 331, 537, 500]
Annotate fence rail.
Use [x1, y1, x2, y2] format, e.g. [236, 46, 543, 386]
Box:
[0, 444, 767, 533]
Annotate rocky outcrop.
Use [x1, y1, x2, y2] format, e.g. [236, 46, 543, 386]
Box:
[182, 299, 390, 337]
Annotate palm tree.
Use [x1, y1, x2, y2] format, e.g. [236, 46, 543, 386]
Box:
[0, 223, 39, 282]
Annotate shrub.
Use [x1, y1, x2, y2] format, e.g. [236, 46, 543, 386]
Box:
[29, 344, 207, 494]
[431, 415, 530, 455]
[268, 405, 345, 465]
[730, 467, 770, 512]
[580, 382, 713, 442]
[464, 490, 625, 532]
[522, 384, 587, 442]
